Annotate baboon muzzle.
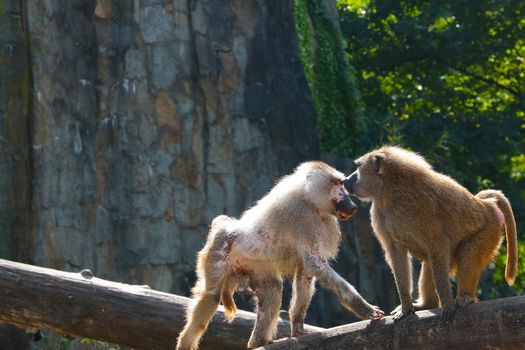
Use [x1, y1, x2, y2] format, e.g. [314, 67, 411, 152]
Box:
[335, 195, 357, 220]
[342, 172, 358, 194]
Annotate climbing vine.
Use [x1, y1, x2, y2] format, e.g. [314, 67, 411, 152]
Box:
[293, 0, 366, 156]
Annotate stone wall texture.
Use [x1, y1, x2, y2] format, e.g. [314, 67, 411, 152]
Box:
[0, 0, 395, 331]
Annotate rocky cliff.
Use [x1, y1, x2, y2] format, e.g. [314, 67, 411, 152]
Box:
[23, 0, 319, 294]
[0, 0, 394, 332]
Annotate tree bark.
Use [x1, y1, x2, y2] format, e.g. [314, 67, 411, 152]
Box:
[0, 0, 32, 263]
[0, 259, 322, 350]
[2, 260, 523, 350]
[260, 295, 525, 350]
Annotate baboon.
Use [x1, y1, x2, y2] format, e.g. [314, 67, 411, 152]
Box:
[343, 146, 517, 320]
[176, 161, 384, 350]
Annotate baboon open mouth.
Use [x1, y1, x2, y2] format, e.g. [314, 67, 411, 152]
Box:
[334, 196, 357, 220]
[336, 208, 355, 220]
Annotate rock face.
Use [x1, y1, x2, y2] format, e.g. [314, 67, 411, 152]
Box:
[21, 0, 319, 295]
[0, 0, 395, 331]
[0, 0, 32, 264]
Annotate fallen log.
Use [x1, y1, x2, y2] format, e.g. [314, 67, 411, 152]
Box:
[260, 295, 525, 350]
[0, 259, 323, 349]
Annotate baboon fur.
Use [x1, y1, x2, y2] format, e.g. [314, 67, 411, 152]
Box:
[176, 161, 384, 350]
[344, 146, 517, 320]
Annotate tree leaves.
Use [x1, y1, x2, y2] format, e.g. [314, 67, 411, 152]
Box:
[337, 0, 525, 296]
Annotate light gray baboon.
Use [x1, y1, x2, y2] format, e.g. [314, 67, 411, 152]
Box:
[344, 146, 517, 320]
[176, 161, 384, 350]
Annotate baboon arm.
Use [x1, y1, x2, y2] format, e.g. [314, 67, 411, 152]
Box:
[289, 269, 315, 337]
[302, 252, 380, 320]
[415, 260, 439, 309]
[388, 245, 414, 317]
[302, 251, 346, 289]
[427, 251, 453, 309]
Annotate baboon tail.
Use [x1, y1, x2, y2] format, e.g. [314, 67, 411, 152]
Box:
[221, 288, 237, 321]
[207, 216, 238, 321]
[477, 189, 518, 285]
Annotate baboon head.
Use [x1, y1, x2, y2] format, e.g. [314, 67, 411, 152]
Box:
[343, 146, 432, 201]
[300, 161, 357, 220]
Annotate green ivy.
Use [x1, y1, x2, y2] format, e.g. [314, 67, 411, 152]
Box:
[293, 0, 366, 156]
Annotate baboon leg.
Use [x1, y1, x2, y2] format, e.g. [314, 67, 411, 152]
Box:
[427, 248, 454, 317]
[177, 232, 230, 350]
[414, 260, 439, 310]
[247, 278, 283, 349]
[392, 259, 439, 314]
[388, 245, 414, 320]
[455, 228, 502, 307]
[176, 292, 220, 350]
[289, 268, 315, 337]
[177, 269, 225, 350]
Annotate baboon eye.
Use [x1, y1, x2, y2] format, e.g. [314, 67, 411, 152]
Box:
[373, 156, 382, 173]
[331, 179, 342, 186]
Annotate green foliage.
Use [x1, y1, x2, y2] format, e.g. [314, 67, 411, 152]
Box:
[511, 154, 525, 181]
[32, 334, 69, 350]
[79, 338, 120, 350]
[336, 0, 525, 297]
[491, 242, 525, 297]
[33, 334, 121, 350]
[294, 0, 524, 299]
[293, 0, 366, 155]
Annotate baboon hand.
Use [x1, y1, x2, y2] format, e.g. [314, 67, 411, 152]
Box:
[368, 305, 385, 320]
[392, 302, 432, 314]
[455, 294, 475, 308]
[391, 306, 415, 321]
[390, 304, 402, 315]
[352, 301, 384, 321]
[291, 322, 314, 337]
[441, 305, 456, 322]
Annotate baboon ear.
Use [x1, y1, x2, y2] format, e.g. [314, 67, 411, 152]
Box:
[373, 155, 383, 174]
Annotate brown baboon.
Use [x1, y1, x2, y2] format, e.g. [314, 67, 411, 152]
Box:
[343, 146, 518, 320]
[176, 161, 384, 350]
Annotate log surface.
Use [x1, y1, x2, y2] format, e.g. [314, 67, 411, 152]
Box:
[259, 295, 525, 350]
[0, 259, 322, 350]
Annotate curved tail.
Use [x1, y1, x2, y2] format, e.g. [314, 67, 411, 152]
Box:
[477, 190, 518, 285]
[221, 288, 237, 321]
[177, 215, 237, 350]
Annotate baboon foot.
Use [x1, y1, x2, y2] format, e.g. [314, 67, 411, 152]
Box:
[455, 294, 476, 308]
[392, 308, 415, 322]
[247, 336, 272, 349]
[291, 322, 311, 337]
[391, 301, 436, 314]
[440, 305, 457, 322]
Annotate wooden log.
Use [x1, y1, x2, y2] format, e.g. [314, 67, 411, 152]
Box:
[0, 259, 323, 350]
[260, 295, 525, 350]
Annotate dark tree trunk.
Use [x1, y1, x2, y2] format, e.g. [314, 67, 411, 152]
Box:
[0, 0, 33, 263]
[0, 0, 396, 334]
[261, 296, 525, 350]
[0, 259, 322, 350]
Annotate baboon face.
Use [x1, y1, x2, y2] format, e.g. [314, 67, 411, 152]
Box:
[343, 152, 385, 201]
[343, 146, 433, 201]
[304, 163, 357, 220]
[330, 180, 357, 220]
